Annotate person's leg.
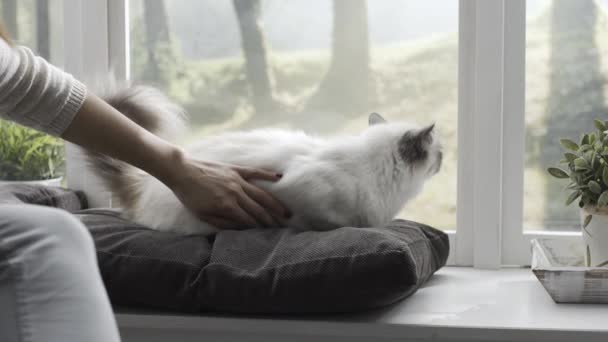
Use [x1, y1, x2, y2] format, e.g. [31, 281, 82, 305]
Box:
[0, 205, 121, 342]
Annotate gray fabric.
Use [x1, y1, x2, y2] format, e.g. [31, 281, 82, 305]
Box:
[0, 184, 449, 314]
[78, 209, 212, 311]
[0, 184, 87, 211]
[200, 219, 448, 313]
[79, 209, 448, 314]
[0, 204, 120, 342]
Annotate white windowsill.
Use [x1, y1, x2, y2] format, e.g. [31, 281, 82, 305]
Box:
[115, 267, 608, 342]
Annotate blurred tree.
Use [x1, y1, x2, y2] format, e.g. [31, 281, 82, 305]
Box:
[233, 0, 278, 114]
[1, 0, 18, 38]
[307, 0, 372, 113]
[143, 0, 173, 86]
[36, 0, 50, 59]
[540, 0, 606, 228]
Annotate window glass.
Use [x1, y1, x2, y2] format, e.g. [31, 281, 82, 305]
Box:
[524, 0, 608, 231]
[130, 0, 458, 229]
[1, 0, 64, 64]
[0, 0, 65, 183]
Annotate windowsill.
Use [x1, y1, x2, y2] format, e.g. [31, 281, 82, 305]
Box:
[115, 267, 608, 342]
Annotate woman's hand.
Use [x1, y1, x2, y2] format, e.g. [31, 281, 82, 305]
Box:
[62, 94, 291, 230]
[164, 155, 292, 229]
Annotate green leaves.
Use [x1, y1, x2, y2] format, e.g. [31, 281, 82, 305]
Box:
[564, 152, 578, 163]
[579, 144, 592, 152]
[583, 214, 593, 228]
[590, 133, 598, 145]
[574, 157, 590, 170]
[588, 180, 602, 194]
[560, 139, 579, 151]
[0, 121, 64, 181]
[548, 167, 569, 179]
[598, 191, 608, 207]
[549, 118, 608, 214]
[566, 191, 581, 206]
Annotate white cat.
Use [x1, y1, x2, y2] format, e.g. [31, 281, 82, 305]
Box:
[85, 86, 442, 235]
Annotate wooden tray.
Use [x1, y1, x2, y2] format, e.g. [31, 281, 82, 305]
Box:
[531, 238, 608, 303]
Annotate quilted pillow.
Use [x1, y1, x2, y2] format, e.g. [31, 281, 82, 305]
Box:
[0, 183, 86, 210]
[77, 209, 448, 313]
[0, 184, 449, 313]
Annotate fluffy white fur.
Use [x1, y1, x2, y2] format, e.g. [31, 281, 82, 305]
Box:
[86, 87, 442, 235]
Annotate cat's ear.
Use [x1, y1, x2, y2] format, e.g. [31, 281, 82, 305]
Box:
[398, 124, 435, 164]
[417, 123, 435, 143]
[368, 112, 387, 126]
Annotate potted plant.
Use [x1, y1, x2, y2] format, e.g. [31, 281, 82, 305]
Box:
[0, 120, 64, 187]
[548, 119, 608, 267]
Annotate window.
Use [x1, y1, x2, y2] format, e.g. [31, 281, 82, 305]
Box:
[128, 0, 459, 230]
[524, 0, 608, 232]
[64, 0, 596, 267]
[0, 0, 65, 183]
[0, 0, 64, 64]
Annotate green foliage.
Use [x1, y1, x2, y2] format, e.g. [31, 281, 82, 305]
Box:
[548, 119, 608, 227]
[0, 121, 64, 181]
[583, 214, 593, 228]
[559, 138, 579, 151]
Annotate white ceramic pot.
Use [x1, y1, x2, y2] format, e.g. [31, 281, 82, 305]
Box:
[580, 207, 608, 267]
[0, 177, 63, 187]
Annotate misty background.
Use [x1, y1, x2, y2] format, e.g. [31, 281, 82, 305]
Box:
[3, 0, 608, 231]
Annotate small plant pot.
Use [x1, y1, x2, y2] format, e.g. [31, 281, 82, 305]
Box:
[580, 207, 608, 267]
[0, 177, 63, 188]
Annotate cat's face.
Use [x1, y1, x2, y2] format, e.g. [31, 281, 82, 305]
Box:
[367, 112, 443, 176]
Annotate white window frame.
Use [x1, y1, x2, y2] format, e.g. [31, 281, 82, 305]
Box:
[61, 0, 579, 268]
[463, 0, 581, 267]
[499, 0, 582, 266]
[62, 0, 129, 208]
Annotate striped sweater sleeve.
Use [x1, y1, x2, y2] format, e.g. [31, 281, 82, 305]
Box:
[0, 39, 87, 137]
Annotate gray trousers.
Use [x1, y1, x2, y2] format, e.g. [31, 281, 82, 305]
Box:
[0, 205, 121, 342]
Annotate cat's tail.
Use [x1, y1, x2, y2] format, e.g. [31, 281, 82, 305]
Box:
[82, 84, 187, 208]
[100, 84, 187, 140]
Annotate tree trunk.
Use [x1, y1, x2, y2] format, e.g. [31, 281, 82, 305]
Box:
[36, 0, 50, 59]
[541, 1, 605, 228]
[143, 0, 171, 86]
[1, 0, 18, 38]
[307, 0, 371, 113]
[233, 0, 278, 114]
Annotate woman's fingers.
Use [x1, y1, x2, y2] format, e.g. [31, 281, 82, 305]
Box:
[235, 189, 278, 228]
[240, 181, 290, 224]
[166, 158, 293, 231]
[233, 166, 291, 220]
[220, 200, 260, 229]
[235, 166, 282, 182]
[206, 204, 260, 230]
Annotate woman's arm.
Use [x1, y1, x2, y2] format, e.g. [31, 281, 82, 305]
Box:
[0, 39, 290, 228]
[62, 95, 290, 228]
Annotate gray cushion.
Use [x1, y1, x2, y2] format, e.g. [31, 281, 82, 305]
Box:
[77, 209, 448, 313]
[0, 184, 449, 313]
[0, 184, 87, 211]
